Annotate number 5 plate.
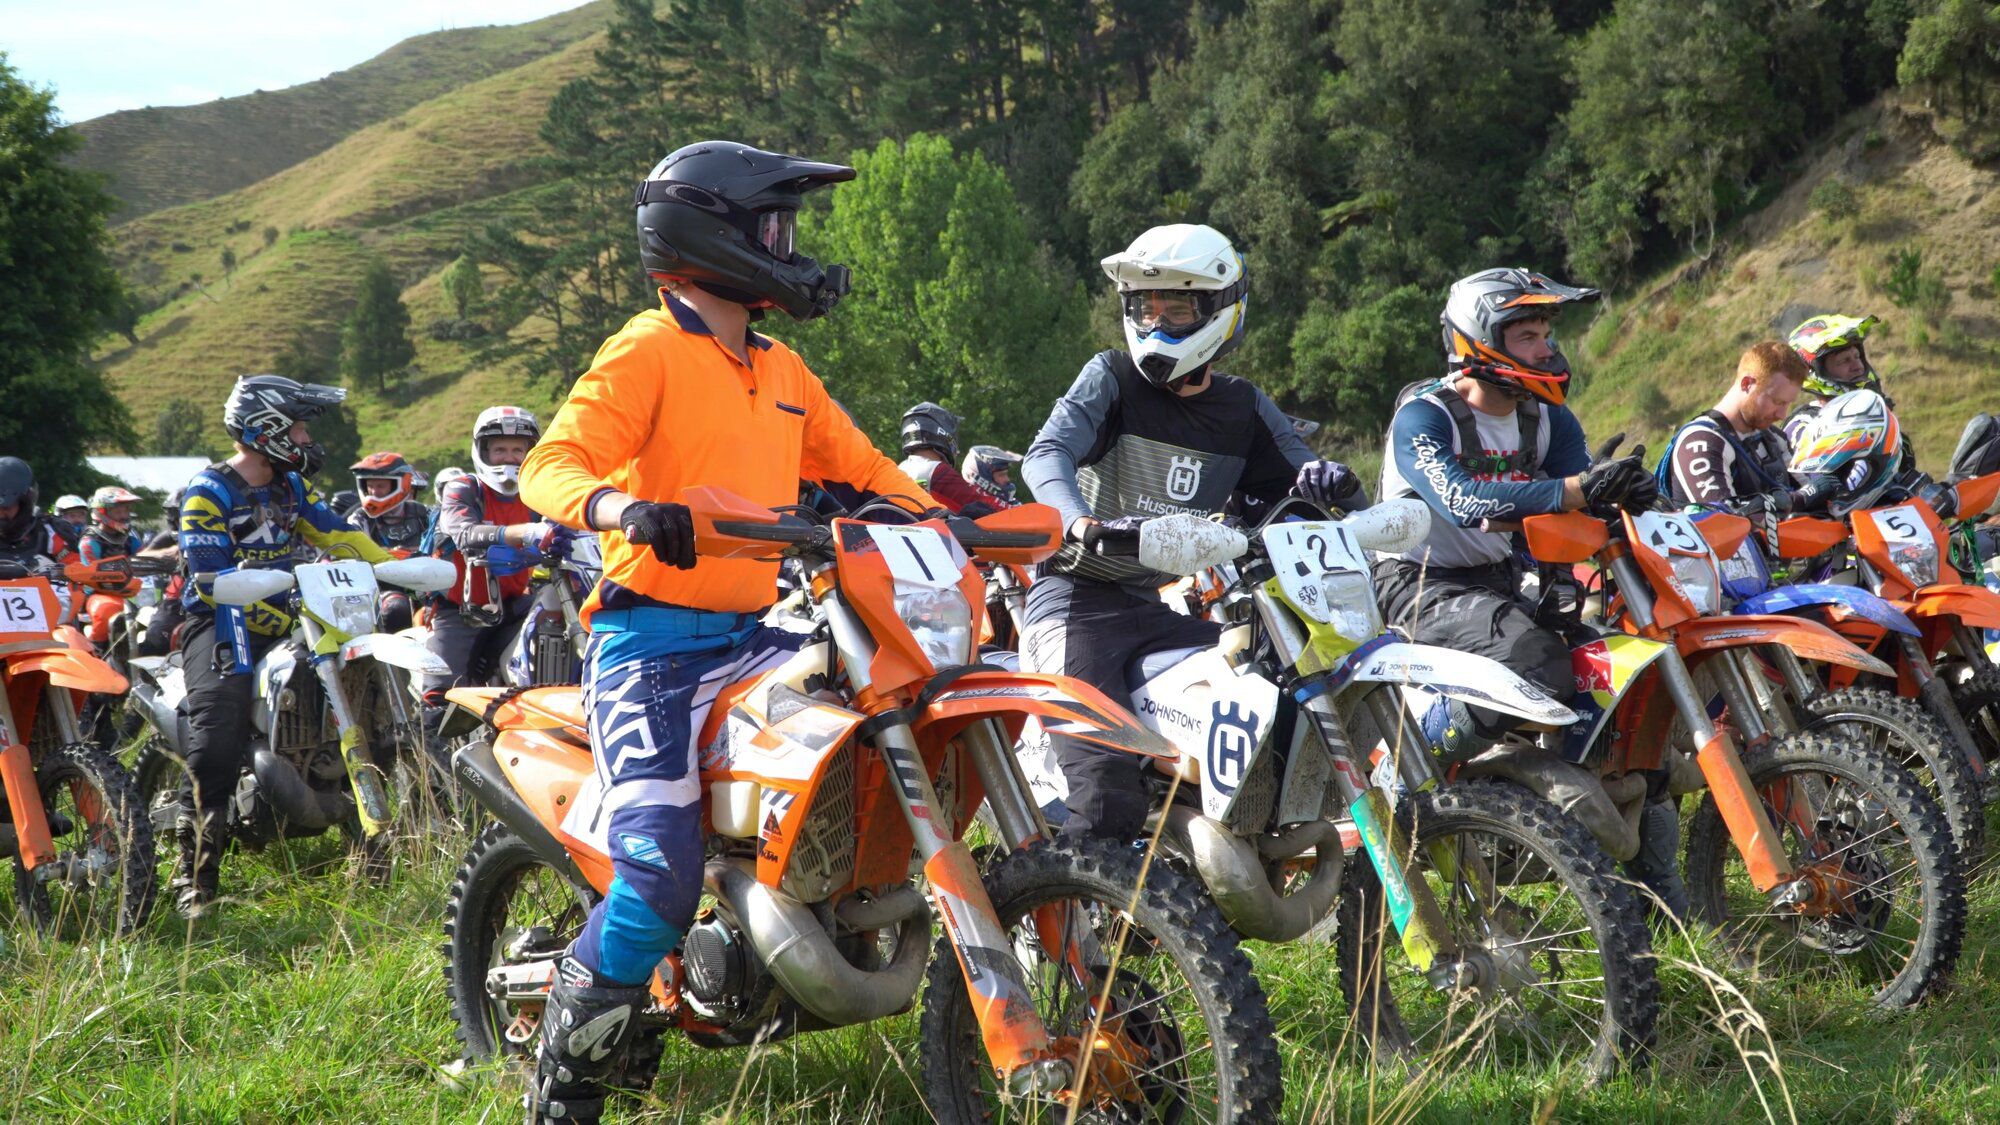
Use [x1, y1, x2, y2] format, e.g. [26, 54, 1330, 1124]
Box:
[1870, 504, 1928, 546]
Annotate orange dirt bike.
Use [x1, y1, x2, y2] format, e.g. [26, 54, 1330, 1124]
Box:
[0, 559, 154, 935]
[439, 489, 1284, 1122]
[1524, 504, 1964, 1008]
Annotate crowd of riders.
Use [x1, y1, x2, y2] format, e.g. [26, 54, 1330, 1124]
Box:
[8, 132, 1997, 1124]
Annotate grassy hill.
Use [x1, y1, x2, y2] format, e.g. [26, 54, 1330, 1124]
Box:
[1571, 97, 2000, 474]
[70, 3, 608, 223]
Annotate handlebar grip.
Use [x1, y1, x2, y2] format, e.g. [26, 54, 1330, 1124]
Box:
[1083, 524, 1141, 557]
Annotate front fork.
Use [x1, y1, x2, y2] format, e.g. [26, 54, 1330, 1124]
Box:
[303, 618, 392, 836]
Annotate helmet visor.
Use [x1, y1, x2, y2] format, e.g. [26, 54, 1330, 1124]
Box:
[756, 209, 796, 262]
[1122, 290, 1209, 340]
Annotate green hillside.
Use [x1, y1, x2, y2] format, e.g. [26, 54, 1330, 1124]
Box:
[70, 3, 608, 222]
[1572, 98, 2000, 472]
[95, 27, 608, 470]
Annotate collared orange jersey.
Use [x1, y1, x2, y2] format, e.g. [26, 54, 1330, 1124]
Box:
[522, 293, 934, 620]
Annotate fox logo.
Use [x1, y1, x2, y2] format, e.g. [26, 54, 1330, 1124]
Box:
[1206, 701, 1258, 794]
[1165, 455, 1203, 502]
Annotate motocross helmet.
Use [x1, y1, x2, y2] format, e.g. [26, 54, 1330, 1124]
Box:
[329, 490, 362, 519]
[1102, 223, 1249, 389]
[1440, 267, 1600, 406]
[1788, 388, 1903, 516]
[53, 494, 88, 520]
[223, 374, 344, 473]
[1787, 313, 1880, 399]
[471, 406, 540, 497]
[433, 466, 468, 503]
[961, 445, 1023, 504]
[89, 486, 141, 533]
[0, 458, 37, 539]
[900, 402, 960, 462]
[351, 451, 416, 518]
[636, 140, 855, 321]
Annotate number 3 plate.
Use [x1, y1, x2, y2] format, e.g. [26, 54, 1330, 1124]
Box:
[1633, 511, 1709, 558]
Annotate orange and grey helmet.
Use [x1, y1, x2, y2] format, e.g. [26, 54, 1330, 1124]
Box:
[89, 485, 141, 532]
[1787, 313, 1880, 399]
[351, 451, 416, 518]
[1439, 267, 1600, 405]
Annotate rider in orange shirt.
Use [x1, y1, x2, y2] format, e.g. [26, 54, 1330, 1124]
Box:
[517, 140, 932, 1124]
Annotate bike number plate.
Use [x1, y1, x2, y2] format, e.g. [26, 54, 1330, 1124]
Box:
[1632, 511, 1710, 558]
[0, 581, 52, 639]
[296, 560, 380, 636]
[867, 525, 961, 589]
[1870, 504, 1929, 547]
[1261, 521, 1365, 625]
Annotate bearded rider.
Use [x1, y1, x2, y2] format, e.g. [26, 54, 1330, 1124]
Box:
[1660, 341, 1844, 515]
[173, 376, 389, 917]
[1377, 267, 1684, 915]
[1021, 222, 1365, 842]
[515, 140, 934, 1124]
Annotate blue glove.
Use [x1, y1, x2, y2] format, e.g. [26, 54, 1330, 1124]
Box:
[533, 521, 575, 555]
[1293, 460, 1367, 511]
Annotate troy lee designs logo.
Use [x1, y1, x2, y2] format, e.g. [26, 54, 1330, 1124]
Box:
[1409, 432, 1517, 521]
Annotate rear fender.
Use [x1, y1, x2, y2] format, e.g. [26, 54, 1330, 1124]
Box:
[1907, 584, 2000, 630]
[1342, 642, 1576, 726]
[1675, 614, 1894, 677]
[1735, 583, 1919, 637]
[339, 631, 450, 676]
[917, 671, 1175, 761]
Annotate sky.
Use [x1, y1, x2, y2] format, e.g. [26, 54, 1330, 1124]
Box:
[0, 0, 585, 124]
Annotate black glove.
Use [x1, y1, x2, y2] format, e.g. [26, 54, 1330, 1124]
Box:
[619, 501, 696, 569]
[1293, 460, 1367, 511]
[1787, 473, 1843, 514]
[1579, 441, 1656, 511]
[1918, 479, 1958, 520]
[1069, 515, 1144, 554]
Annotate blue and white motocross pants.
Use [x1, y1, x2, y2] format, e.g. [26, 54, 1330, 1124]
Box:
[565, 607, 804, 987]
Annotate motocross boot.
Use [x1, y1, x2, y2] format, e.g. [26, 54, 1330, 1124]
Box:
[168, 803, 227, 919]
[527, 957, 647, 1123]
[1623, 796, 1690, 923]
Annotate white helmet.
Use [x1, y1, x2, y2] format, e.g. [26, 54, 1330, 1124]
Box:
[1101, 223, 1248, 388]
[434, 466, 468, 502]
[471, 406, 541, 496]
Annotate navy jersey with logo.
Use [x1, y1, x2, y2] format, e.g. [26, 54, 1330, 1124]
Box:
[179, 463, 389, 635]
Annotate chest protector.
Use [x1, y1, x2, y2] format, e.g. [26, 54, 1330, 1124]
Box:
[1394, 378, 1544, 478]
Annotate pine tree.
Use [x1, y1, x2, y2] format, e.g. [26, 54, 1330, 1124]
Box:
[339, 260, 415, 390]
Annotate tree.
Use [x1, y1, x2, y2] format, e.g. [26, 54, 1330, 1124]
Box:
[152, 399, 212, 457]
[1069, 102, 1198, 264]
[220, 245, 237, 285]
[786, 134, 1092, 451]
[262, 225, 279, 249]
[1287, 285, 1437, 438]
[339, 260, 415, 390]
[1899, 0, 2000, 120]
[0, 55, 137, 494]
[442, 254, 484, 320]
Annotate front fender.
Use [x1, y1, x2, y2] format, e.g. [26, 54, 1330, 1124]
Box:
[5, 627, 127, 694]
[917, 671, 1175, 761]
[339, 631, 451, 676]
[1675, 614, 1894, 677]
[1343, 642, 1576, 726]
[1907, 584, 2000, 630]
[1736, 583, 1920, 637]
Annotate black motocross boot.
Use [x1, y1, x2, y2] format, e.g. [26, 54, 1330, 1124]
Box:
[1623, 795, 1690, 924]
[527, 958, 647, 1123]
[168, 803, 227, 919]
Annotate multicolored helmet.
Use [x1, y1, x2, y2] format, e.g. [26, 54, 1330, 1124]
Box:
[1789, 388, 1902, 515]
[1787, 313, 1880, 399]
[89, 485, 141, 532]
[351, 451, 416, 518]
[961, 445, 1023, 505]
[1440, 267, 1600, 406]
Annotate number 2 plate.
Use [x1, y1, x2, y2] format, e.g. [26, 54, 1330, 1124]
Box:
[1261, 521, 1366, 624]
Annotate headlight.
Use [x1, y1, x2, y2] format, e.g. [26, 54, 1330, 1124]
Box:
[894, 581, 973, 667]
[1889, 542, 1939, 589]
[327, 592, 377, 637]
[1668, 554, 1721, 616]
[1323, 571, 1382, 643]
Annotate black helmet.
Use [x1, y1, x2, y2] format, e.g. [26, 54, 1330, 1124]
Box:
[1439, 267, 1599, 406]
[0, 457, 35, 510]
[223, 374, 345, 473]
[329, 489, 362, 518]
[901, 402, 960, 462]
[635, 140, 855, 321]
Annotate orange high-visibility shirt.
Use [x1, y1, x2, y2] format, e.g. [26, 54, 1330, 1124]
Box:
[521, 293, 933, 620]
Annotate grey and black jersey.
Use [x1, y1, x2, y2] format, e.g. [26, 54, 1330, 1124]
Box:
[1023, 349, 1311, 588]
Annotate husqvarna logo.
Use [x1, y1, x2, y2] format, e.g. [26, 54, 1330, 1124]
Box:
[1206, 702, 1257, 794]
[1166, 455, 1203, 502]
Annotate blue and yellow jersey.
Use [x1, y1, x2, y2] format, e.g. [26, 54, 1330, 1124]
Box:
[179, 463, 389, 636]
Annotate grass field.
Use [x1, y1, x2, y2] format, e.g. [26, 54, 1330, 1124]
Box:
[6, 804, 2000, 1125]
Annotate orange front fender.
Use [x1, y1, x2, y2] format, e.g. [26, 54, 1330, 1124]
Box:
[1675, 614, 1894, 677]
[6, 627, 127, 694]
[916, 671, 1176, 760]
[1906, 584, 2000, 630]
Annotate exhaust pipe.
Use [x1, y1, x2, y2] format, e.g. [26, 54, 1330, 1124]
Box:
[1163, 805, 1343, 943]
[706, 859, 930, 1028]
[1459, 743, 1641, 861]
[450, 739, 591, 892]
[251, 746, 352, 832]
[130, 679, 185, 754]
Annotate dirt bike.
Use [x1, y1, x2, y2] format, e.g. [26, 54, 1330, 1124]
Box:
[439, 488, 1285, 1122]
[1014, 498, 1657, 1080]
[0, 559, 154, 935]
[493, 533, 601, 688]
[128, 554, 457, 872]
[1711, 503, 1990, 866]
[1524, 503, 1964, 1009]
